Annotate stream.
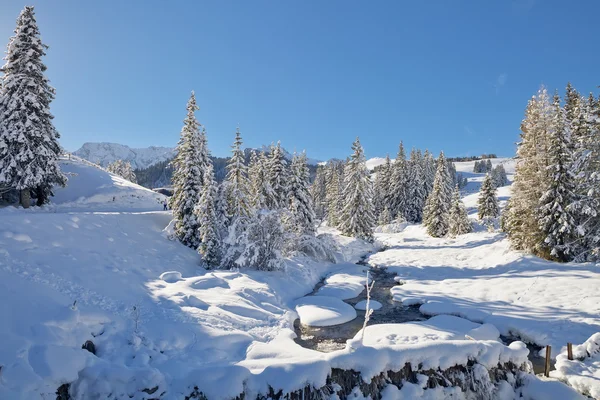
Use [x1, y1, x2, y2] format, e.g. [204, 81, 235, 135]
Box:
[293, 252, 554, 375]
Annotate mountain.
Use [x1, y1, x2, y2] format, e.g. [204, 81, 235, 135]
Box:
[72, 142, 176, 169]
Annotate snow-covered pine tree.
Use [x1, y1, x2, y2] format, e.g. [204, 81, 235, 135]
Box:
[310, 165, 327, 220]
[423, 151, 451, 237]
[490, 164, 508, 187]
[266, 142, 288, 209]
[378, 205, 392, 225]
[169, 92, 205, 248]
[423, 149, 436, 198]
[448, 185, 472, 236]
[536, 92, 577, 261]
[325, 161, 342, 227]
[224, 127, 251, 219]
[390, 142, 408, 220]
[485, 159, 493, 172]
[195, 164, 221, 268]
[373, 154, 392, 218]
[477, 173, 500, 222]
[107, 160, 137, 183]
[288, 151, 316, 235]
[0, 6, 66, 208]
[339, 137, 375, 240]
[505, 87, 552, 254]
[405, 148, 427, 223]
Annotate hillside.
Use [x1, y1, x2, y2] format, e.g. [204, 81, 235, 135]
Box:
[73, 142, 176, 170]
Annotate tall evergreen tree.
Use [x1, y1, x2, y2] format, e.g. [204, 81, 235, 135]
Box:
[423, 149, 436, 198]
[225, 127, 251, 219]
[448, 185, 472, 236]
[423, 152, 451, 237]
[310, 165, 327, 220]
[0, 6, 66, 207]
[325, 161, 342, 227]
[169, 92, 205, 248]
[505, 87, 552, 254]
[390, 142, 408, 220]
[107, 160, 137, 183]
[373, 154, 392, 218]
[405, 149, 426, 223]
[288, 152, 316, 235]
[266, 142, 288, 209]
[339, 137, 375, 240]
[490, 164, 508, 188]
[195, 164, 221, 267]
[478, 173, 500, 221]
[537, 92, 576, 261]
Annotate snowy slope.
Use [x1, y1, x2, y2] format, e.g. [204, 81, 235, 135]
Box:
[50, 156, 167, 212]
[73, 142, 176, 169]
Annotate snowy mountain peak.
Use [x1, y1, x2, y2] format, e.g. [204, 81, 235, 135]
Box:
[73, 142, 176, 170]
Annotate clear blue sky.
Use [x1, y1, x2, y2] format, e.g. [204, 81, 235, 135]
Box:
[1, 1, 598, 160]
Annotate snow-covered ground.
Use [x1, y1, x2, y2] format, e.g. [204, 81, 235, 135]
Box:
[0, 156, 596, 399]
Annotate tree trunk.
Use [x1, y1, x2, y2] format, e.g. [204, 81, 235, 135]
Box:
[20, 189, 31, 209]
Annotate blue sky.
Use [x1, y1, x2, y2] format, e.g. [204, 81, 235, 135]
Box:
[0, 1, 598, 160]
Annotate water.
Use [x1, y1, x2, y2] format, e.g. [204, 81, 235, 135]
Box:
[293, 266, 428, 352]
[501, 336, 554, 375]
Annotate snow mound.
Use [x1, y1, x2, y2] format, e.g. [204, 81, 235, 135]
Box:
[551, 332, 600, 398]
[315, 281, 364, 300]
[159, 271, 183, 283]
[355, 299, 382, 311]
[352, 315, 481, 347]
[466, 323, 501, 341]
[50, 156, 166, 212]
[295, 296, 357, 327]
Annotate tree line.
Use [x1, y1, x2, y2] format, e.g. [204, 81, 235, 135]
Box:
[504, 84, 600, 262]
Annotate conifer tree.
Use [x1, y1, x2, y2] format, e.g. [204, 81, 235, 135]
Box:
[537, 92, 576, 261]
[373, 154, 392, 218]
[490, 164, 508, 187]
[107, 160, 137, 183]
[195, 164, 221, 267]
[390, 142, 408, 220]
[339, 137, 375, 240]
[405, 149, 426, 223]
[225, 127, 251, 219]
[169, 92, 205, 248]
[0, 6, 66, 207]
[478, 173, 500, 221]
[325, 162, 342, 227]
[288, 152, 316, 235]
[423, 150, 436, 197]
[266, 142, 288, 209]
[448, 185, 472, 236]
[310, 165, 327, 220]
[505, 88, 552, 254]
[423, 152, 451, 237]
[248, 151, 267, 210]
[378, 205, 392, 225]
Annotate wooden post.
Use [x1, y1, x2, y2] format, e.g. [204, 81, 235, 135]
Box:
[544, 345, 552, 377]
[567, 343, 573, 360]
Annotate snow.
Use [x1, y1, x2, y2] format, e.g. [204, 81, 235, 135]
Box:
[1, 155, 597, 399]
[353, 315, 482, 347]
[294, 295, 357, 327]
[551, 333, 600, 398]
[355, 299, 382, 311]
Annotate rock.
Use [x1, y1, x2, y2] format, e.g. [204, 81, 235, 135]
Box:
[81, 340, 96, 355]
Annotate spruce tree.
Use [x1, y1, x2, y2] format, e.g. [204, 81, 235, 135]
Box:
[448, 185, 472, 236]
[339, 137, 375, 240]
[405, 149, 426, 223]
[490, 164, 508, 187]
[195, 164, 221, 267]
[169, 92, 205, 248]
[225, 127, 251, 219]
[373, 154, 392, 218]
[537, 92, 576, 261]
[477, 173, 500, 221]
[248, 151, 266, 209]
[390, 142, 408, 220]
[325, 161, 342, 227]
[266, 142, 288, 209]
[0, 6, 66, 208]
[423, 150, 436, 197]
[505, 87, 552, 254]
[107, 160, 137, 183]
[288, 152, 316, 235]
[423, 152, 451, 237]
[310, 165, 327, 220]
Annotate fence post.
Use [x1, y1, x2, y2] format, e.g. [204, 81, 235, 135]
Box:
[567, 343, 573, 361]
[544, 345, 552, 377]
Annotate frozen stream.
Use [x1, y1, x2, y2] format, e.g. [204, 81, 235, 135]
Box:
[293, 264, 428, 352]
